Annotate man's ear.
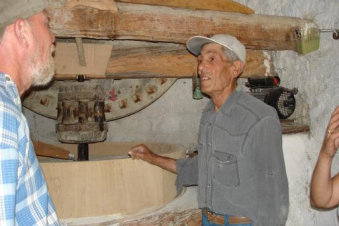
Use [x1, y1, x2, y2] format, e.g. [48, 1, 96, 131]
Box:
[13, 19, 31, 48]
[231, 60, 244, 79]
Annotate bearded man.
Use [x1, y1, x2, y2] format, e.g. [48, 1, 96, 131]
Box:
[0, 0, 58, 224]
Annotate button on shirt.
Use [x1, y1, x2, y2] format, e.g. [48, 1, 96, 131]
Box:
[0, 73, 59, 225]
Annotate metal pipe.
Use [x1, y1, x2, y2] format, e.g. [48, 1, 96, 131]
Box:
[78, 143, 89, 161]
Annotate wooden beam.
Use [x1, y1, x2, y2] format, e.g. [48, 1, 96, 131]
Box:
[33, 141, 75, 160]
[115, 0, 254, 14]
[66, 0, 118, 12]
[54, 40, 273, 79]
[47, 1, 319, 52]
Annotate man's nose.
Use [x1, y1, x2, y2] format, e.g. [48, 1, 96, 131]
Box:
[198, 61, 205, 74]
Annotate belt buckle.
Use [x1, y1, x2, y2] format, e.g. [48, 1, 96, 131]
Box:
[204, 209, 224, 225]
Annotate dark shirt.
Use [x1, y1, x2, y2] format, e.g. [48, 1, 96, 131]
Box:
[176, 90, 289, 226]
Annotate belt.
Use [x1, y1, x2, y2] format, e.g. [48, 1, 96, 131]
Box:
[203, 209, 251, 225]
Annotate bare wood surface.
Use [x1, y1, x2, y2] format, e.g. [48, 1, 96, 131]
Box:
[54, 41, 273, 79]
[47, 1, 318, 52]
[39, 142, 185, 219]
[54, 41, 113, 76]
[115, 0, 254, 14]
[75, 37, 86, 66]
[33, 141, 74, 160]
[281, 120, 310, 134]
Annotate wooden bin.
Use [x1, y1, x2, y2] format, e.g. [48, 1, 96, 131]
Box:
[39, 142, 185, 219]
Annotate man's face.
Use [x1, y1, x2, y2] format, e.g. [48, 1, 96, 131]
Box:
[28, 12, 55, 87]
[197, 43, 233, 97]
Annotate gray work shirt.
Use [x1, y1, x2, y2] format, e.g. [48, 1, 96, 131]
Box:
[176, 90, 289, 226]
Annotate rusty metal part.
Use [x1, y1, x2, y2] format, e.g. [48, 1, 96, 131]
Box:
[333, 30, 339, 40]
[22, 78, 177, 121]
[56, 81, 107, 143]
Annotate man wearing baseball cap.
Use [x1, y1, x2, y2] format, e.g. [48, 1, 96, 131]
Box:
[129, 34, 289, 225]
[0, 0, 58, 224]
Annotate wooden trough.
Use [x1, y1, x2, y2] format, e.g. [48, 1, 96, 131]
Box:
[38, 142, 186, 219]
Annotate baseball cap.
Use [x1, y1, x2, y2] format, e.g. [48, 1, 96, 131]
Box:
[0, 0, 48, 37]
[186, 34, 246, 64]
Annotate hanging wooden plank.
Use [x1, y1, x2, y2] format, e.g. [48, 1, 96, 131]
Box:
[75, 37, 86, 66]
[54, 41, 113, 77]
[47, 1, 319, 53]
[53, 41, 273, 80]
[115, 0, 254, 14]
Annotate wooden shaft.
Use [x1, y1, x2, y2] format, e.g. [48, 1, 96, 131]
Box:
[47, 1, 319, 52]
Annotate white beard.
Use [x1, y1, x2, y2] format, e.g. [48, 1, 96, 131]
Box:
[30, 44, 55, 87]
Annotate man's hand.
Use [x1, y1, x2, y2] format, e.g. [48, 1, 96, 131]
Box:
[128, 144, 156, 164]
[128, 144, 177, 173]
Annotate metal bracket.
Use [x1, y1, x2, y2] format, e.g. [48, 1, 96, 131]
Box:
[320, 29, 339, 40]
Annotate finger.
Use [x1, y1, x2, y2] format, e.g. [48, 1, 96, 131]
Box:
[333, 106, 339, 116]
[326, 108, 339, 136]
[335, 137, 339, 149]
[329, 107, 339, 125]
[327, 121, 339, 137]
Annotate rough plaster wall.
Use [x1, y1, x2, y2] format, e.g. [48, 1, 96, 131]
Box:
[23, 0, 339, 225]
[235, 0, 339, 225]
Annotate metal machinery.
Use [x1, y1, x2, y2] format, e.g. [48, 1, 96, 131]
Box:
[23, 77, 176, 160]
[246, 76, 298, 119]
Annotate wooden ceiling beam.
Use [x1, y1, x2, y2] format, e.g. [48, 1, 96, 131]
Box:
[47, 1, 319, 53]
[54, 41, 273, 79]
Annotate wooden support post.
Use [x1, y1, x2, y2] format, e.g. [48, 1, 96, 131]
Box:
[75, 37, 86, 66]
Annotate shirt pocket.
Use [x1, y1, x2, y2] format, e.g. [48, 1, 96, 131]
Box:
[213, 150, 240, 187]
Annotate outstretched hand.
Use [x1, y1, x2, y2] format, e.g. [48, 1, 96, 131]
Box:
[128, 144, 177, 173]
[128, 144, 156, 163]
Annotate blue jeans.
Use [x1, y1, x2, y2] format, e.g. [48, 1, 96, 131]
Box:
[202, 210, 253, 226]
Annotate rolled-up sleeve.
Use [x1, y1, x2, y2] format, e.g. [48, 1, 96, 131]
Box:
[175, 156, 199, 193]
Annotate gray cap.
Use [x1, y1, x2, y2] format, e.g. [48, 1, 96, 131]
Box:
[186, 34, 246, 64]
[0, 0, 48, 37]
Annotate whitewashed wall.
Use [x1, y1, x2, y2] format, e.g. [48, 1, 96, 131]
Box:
[236, 0, 339, 225]
[24, 0, 338, 225]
